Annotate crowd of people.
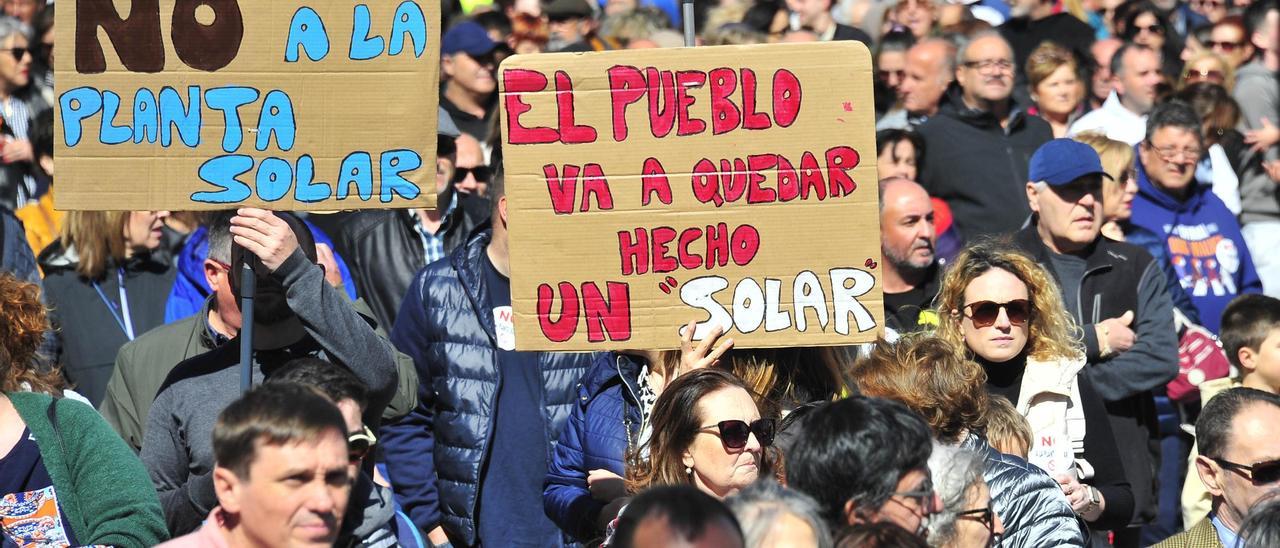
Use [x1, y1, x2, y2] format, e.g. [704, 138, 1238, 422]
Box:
[2, 0, 1280, 546]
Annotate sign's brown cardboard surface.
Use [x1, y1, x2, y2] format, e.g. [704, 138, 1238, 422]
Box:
[56, 1, 439, 211]
[499, 42, 883, 351]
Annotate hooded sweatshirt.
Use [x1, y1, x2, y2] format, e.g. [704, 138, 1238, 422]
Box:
[1128, 149, 1262, 333]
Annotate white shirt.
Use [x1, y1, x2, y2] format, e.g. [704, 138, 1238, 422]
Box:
[1067, 92, 1147, 145]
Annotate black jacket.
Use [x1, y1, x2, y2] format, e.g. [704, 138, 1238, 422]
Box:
[39, 241, 175, 406]
[1013, 224, 1180, 526]
[917, 88, 1053, 240]
[327, 194, 489, 330]
[999, 14, 1095, 86]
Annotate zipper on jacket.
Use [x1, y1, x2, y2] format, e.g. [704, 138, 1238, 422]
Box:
[617, 355, 646, 456]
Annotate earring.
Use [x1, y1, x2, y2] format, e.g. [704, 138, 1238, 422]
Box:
[685, 466, 693, 476]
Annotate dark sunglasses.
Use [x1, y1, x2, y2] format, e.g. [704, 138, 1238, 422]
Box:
[348, 424, 377, 464]
[957, 507, 1002, 547]
[1184, 69, 1226, 83]
[698, 418, 775, 449]
[1135, 24, 1165, 35]
[962, 299, 1031, 328]
[877, 69, 906, 81]
[1214, 457, 1280, 485]
[4, 47, 27, 59]
[452, 166, 492, 183]
[1207, 40, 1243, 52]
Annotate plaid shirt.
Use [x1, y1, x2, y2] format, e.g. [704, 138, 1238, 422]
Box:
[411, 193, 458, 265]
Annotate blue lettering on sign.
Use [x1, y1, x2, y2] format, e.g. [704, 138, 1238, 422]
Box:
[59, 87, 103, 147]
[257, 90, 296, 152]
[285, 7, 330, 62]
[295, 155, 333, 203]
[380, 149, 422, 202]
[337, 151, 375, 200]
[349, 5, 384, 60]
[205, 86, 260, 153]
[100, 90, 131, 145]
[132, 88, 159, 144]
[159, 86, 201, 148]
[388, 1, 427, 58]
[256, 157, 294, 201]
[193, 154, 254, 203]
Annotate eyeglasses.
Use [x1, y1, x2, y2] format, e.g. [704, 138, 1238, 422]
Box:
[1184, 68, 1226, 84]
[1147, 143, 1203, 163]
[962, 299, 1031, 328]
[698, 418, 776, 450]
[1135, 24, 1165, 35]
[1206, 40, 1244, 52]
[452, 166, 492, 183]
[891, 480, 942, 515]
[1213, 457, 1280, 485]
[961, 59, 1014, 72]
[957, 507, 1002, 547]
[348, 424, 377, 464]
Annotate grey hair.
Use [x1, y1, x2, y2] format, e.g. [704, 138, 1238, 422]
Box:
[206, 211, 235, 264]
[953, 30, 1008, 71]
[727, 480, 834, 548]
[925, 443, 987, 546]
[0, 16, 30, 45]
[1241, 495, 1280, 547]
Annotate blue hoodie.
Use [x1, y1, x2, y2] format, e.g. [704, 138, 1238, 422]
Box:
[1129, 148, 1261, 333]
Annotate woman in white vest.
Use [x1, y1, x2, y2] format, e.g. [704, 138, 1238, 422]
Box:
[935, 242, 1137, 534]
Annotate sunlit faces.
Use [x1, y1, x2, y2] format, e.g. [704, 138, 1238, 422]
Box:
[1101, 167, 1138, 222]
[957, 36, 1014, 106]
[880, 179, 936, 271]
[891, 0, 936, 39]
[953, 480, 1005, 548]
[1198, 403, 1280, 532]
[876, 139, 918, 181]
[1090, 39, 1122, 103]
[1033, 64, 1083, 119]
[1131, 12, 1166, 51]
[682, 386, 765, 499]
[1209, 22, 1253, 68]
[124, 210, 171, 253]
[902, 41, 951, 115]
[877, 49, 909, 99]
[1027, 175, 1104, 254]
[958, 268, 1031, 363]
[0, 33, 29, 92]
[1116, 47, 1162, 114]
[1140, 126, 1202, 195]
[442, 51, 496, 96]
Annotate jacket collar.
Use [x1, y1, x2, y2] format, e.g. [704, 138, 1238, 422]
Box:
[1135, 145, 1207, 213]
[1020, 355, 1086, 400]
[1014, 221, 1120, 274]
[938, 85, 1030, 131]
[451, 227, 498, 344]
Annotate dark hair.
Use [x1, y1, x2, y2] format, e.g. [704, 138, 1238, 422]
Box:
[613, 485, 744, 548]
[1220, 294, 1280, 369]
[471, 10, 512, 38]
[626, 368, 766, 493]
[1197, 387, 1280, 460]
[834, 522, 930, 547]
[213, 382, 348, 478]
[267, 357, 369, 412]
[1244, 0, 1278, 39]
[1120, 1, 1172, 42]
[1144, 100, 1202, 145]
[875, 129, 925, 175]
[1241, 494, 1280, 548]
[1173, 83, 1239, 146]
[877, 28, 917, 58]
[787, 397, 933, 529]
[31, 107, 51, 164]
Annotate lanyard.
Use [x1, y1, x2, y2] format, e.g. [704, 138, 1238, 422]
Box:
[92, 268, 135, 341]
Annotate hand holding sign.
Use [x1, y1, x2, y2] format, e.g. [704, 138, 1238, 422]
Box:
[229, 208, 300, 272]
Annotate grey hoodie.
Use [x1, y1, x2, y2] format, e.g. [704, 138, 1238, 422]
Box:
[1234, 59, 1280, 224]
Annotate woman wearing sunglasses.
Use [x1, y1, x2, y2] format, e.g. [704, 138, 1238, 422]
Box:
[936, 243, 1135, 534]
[626, 368, 777, 500]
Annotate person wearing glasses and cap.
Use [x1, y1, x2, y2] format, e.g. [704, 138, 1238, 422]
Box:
[934, 240, 1137, 538]
[440, 21, 499, 143]
[1013, 138, 1179, 544]
[1155, 388, 1280, 548]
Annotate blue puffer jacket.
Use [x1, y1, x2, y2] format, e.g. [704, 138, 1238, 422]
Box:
[381, 229, 594, 546]
[544, 352, 645, 543]
[959, 434, 1087, 547]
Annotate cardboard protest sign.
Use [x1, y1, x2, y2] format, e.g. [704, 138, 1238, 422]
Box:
[55, 1, 439, 211]
[500, 42, 883, 351]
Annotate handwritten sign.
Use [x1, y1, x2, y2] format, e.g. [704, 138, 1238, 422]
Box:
[55, 1, 440, 211]
[500, 42, 883, 351]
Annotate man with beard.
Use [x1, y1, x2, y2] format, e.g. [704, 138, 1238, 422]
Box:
[1013, 139, 1179, 546]
[1068, 43, 1164, 145]
[917, 31, 1052, 240]
[879, 177, 941, 334]
[141, 209, 400, 536]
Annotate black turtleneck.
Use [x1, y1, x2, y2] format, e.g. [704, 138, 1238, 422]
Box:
[977, 351, 1136, 531]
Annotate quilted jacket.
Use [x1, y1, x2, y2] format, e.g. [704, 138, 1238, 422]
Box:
[960, 434, 1088, 547]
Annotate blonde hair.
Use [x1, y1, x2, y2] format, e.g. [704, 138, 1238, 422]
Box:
[984, 394, 1031, 458]
[935, 241, 1084, 362]
[1073, 131, 1135, 219]
[1179, 51, 1235, 92]
[1025, 42, 1078, 91]
[58, 211, 130, 280]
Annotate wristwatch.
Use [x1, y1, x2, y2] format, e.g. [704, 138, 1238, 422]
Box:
[1081, 485, 1101, 516]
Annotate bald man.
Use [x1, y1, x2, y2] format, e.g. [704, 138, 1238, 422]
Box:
[879, 177, 940, 333]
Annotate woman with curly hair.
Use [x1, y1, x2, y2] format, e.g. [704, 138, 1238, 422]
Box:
[934, 242, 1135, 535]
[0, 272, 167, 546]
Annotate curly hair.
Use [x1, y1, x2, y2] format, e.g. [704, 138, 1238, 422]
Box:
[852, 334, 989, 443]
[935, 240, 1084, 362]
[0, 273, 64, 395]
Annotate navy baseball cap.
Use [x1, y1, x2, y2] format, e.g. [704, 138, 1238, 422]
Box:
[442, 21, 498, 56]
[1028, 139, 1112, 186]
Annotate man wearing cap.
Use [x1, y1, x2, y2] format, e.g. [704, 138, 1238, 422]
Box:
[546, 0, 619, 52]
[141, 209, 402, 537]
[326, 108, 490, 332]
[1013, 138, 1179, 545]
[441, 21, 498, 142]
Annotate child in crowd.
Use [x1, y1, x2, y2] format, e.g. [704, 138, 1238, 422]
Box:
[1182, 294, 1280, 525]
[985, 394, 1032, 459]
